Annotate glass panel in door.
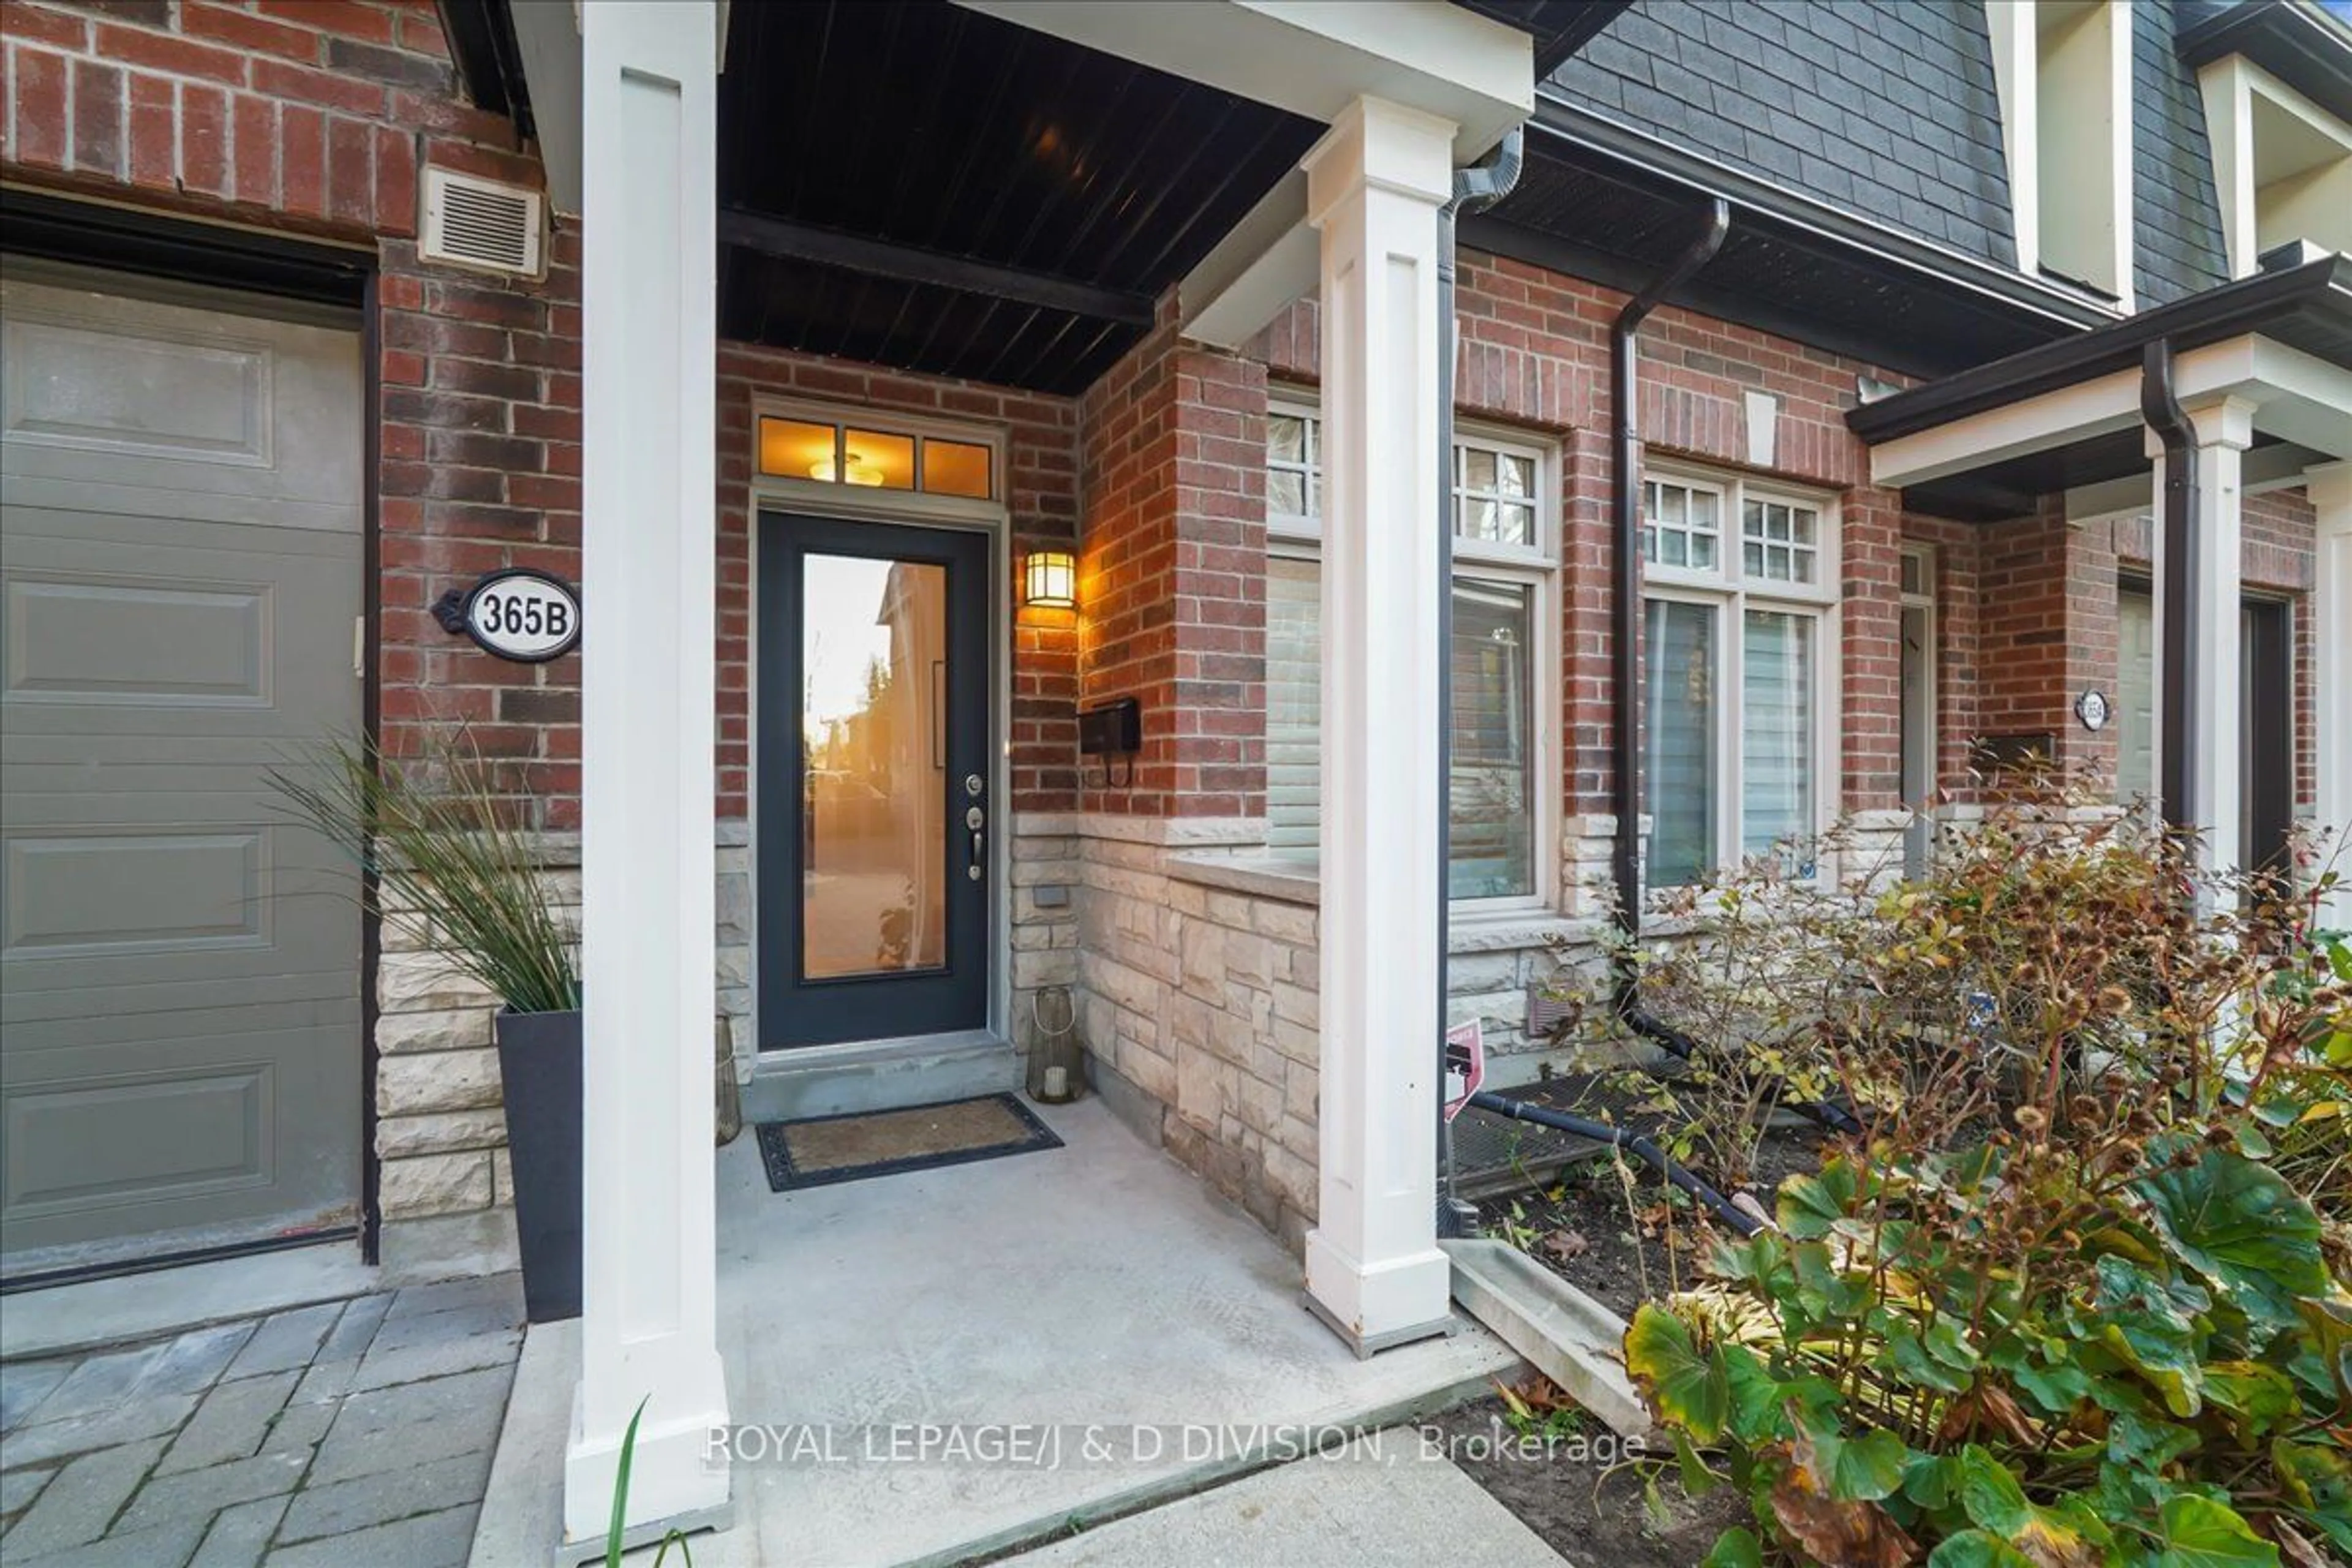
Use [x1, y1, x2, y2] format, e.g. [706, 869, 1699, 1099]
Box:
[801, 555, 948, 980]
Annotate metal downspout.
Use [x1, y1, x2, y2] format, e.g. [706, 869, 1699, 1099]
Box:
[1610, 200, 1728, 1016]
[2140, 338, 2199, 835]
[1437, 129, 1523, 1238]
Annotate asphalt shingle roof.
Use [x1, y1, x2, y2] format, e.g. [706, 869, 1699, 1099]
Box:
[2133, 0, 2232, 305]
[1547, 1, 2019, 267]
[1545, 1, 2235, 305]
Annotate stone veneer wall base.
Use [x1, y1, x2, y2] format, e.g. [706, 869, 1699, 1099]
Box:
[376, 1207, 520, 1284]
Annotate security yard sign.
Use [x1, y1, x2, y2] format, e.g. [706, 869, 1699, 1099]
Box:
[437, 568, 581, 662]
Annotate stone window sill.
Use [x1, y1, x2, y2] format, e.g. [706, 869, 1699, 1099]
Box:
[1164, 851, 1321, 905]
[1163, 852, 1607, 957]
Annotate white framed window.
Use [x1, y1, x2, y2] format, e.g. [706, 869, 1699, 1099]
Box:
[1265, 406, 1319, 533]
[1986, 0, 2135, 306]
[1263, 395, 1559, 910]
[1642, 462, 1840, 890]
[2198, 55, 2352, 279]
[1643, 476, 1722, 572]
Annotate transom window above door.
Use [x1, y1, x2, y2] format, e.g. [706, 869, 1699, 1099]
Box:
[756, 408, 997, 502]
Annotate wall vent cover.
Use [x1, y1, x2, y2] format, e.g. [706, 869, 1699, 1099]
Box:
[420, 167, 544, 278]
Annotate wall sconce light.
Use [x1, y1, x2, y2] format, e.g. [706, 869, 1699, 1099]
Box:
[1024, 549, 1076, 609]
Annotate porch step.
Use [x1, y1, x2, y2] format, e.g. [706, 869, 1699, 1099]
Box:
[740, 1029, 1020, 1124]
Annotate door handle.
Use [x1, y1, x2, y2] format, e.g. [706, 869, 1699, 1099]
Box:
[968, 829, 985, 882]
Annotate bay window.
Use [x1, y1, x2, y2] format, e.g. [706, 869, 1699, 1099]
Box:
[1264, 399, 1556, 907]
[1642, 469, 1837, 888]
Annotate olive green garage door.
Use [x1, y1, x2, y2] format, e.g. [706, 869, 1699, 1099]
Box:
[1, 267, 365, 1278]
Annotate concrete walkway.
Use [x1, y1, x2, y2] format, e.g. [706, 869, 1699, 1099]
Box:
[475, 1098, 1521, 1567]
[0, 1273, 524, 1567]
[1000, 1436, 1571, 1567]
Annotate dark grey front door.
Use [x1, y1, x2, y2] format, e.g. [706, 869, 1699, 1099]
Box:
[758, 514, 991, 1048]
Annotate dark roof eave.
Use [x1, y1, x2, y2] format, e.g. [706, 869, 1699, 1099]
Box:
[2176, 1, 2352, 123]
[1847, 253, 2352, 443]
[1526, 95, 2115, 338]
[1452, 1, 1635, 78]
[435, 0, 533, 136]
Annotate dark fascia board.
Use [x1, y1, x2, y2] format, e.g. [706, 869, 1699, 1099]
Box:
[1450, 2, 1633, 77]
[1847, 252, 2352, 442]
[1531, 0, 1634, 77]
[1460, 212, 2022, 380]
[435, 0, 533, 136]
[719, 208, 1157, 328]
[1526, 96, 2116, 337]
[0, 186, 372, 306]
[2177, 1, 2352, 123]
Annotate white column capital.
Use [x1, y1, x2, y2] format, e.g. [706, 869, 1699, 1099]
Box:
[2307, 459, 2352, 527]
[2146, 393, 2261, 458]
[1302, 96, 1457, 225]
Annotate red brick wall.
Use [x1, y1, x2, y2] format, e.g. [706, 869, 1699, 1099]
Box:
[1919, 484, 2320, 812]
[713, 344, 1084, 819]
[3, 0, 585, 827]
[1248, 252, 1915, 824]
[1973, 507, 2085, 769]
[1077, 306, 1268, 817]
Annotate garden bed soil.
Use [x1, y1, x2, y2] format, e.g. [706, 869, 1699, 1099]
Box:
[1449, 1122, 1825, 1559]
[1428, 1395, 1747, 1567]
[1474, 1125, 1826, 1321]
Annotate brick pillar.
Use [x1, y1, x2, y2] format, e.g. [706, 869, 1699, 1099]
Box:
[1558, 426, 1618, 914]
[1842, 487, 1906, 812]
[1077, 303, 1268, 817]
[1975, 506, 2075, 772]
[2063, 512, 2122, 787]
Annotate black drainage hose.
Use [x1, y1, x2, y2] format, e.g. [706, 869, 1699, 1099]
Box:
[1468, 1090, 1762, 1237]
[1616, 1003, 1864, 1138]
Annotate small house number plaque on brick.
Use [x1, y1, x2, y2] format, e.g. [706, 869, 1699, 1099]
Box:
[432, 568, 581, 663]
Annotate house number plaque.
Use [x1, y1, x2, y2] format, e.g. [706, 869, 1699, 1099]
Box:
[432, 568, 582, 663]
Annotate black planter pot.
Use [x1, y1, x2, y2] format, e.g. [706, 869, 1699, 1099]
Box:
[494, 1007, 581, 1323]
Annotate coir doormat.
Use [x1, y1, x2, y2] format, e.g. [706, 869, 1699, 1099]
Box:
[754, 1093, 1063, 1192]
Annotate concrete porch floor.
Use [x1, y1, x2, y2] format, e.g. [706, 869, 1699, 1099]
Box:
[473, 1096, 1521, 1567]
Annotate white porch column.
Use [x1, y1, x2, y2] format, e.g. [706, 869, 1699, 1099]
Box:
[566, 0, 731, 1544]
[2149, 395, 2255, 877]
[2313, 461, 2352, 929]
[1302, 97, 1457, 1355]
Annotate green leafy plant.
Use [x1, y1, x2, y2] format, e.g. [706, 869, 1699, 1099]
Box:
[1632, 1138, 2350, 1566]
[271, 734, 579, 1012]
[1612, 788, 2352, 1564]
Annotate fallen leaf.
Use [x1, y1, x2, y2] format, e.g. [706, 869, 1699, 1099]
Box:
[1542, 1228, 1591, 1261]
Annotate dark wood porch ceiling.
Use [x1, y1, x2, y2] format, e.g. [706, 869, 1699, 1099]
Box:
[716, 1, 1320, 396]
[440, 0, 1627, 396]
